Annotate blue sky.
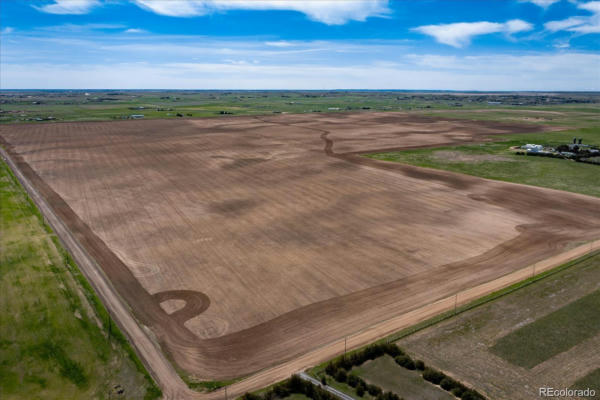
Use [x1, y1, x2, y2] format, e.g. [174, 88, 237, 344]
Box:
[1, 0, 599, 90]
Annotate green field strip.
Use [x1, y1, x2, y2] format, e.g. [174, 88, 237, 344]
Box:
[490, 289, 600, 368]
[0, 159, 160, 400]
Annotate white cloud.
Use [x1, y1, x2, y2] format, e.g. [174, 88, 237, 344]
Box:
[545, 16, 591, 31]
[580, 1, 600, 13]
[1, 27, 14, 34]
[2, 52, 598, 91]
[521, 0, 561, 8]
[505, 19, 533, 33]
[125, 28, 147, 33]
[34, 0, 100, 14]
[39, 23, 127, 32]
[545, 1, 600, 33]
[133, 0, 390, 24]
[414, 19, 533, 48]
[553, 40, 571, 48]
[265, 41, 295, 47]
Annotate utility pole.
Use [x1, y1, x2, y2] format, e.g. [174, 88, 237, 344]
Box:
[454, 293, 458, 315]
[108, 311, 112, 342]
[225, 386, 228, 400]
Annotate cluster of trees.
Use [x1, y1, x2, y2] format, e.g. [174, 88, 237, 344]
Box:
[326, 368, 402, 400]
[241, 375, 336, 400]
[324, 343, 486, 400]
[325, 343, 401, 372]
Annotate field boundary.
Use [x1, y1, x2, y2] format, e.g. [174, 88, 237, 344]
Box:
[0, 145, 188, 398]
[2, 138, 598, 400]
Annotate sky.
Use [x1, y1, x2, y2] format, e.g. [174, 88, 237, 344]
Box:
[0, 0, 599, 90]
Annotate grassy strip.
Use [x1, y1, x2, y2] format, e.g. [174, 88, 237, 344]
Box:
[386, 249, 599, 343]
[309, 249, 600, 377]
[181, 375, 239, 392]
[490, 289, 600, 368]
[1, 159, 161, 400]
[571, 368, 600, 392]
[366, 127, 600, 198]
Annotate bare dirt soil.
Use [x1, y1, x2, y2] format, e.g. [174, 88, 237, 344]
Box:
[1, 112, 599, 384]
[398, 253, 600, 400]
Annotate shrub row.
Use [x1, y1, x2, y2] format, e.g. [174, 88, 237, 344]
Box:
[391, 349, 485, 400]
[325, 343, 401, 375]
[242, 375, 336, 400]
[330, 367, 379, 398]
[325, 342, 486, 400]
[422, 367, 485, 400]
[516, 150, 600, 164]
[333, 371, 403, 400]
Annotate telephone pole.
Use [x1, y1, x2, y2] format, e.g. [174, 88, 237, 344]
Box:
[454, 293, 458, 315]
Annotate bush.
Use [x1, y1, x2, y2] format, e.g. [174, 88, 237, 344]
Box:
[321, 375, 327, 386]
[329, 344, 405, 372]
[347, 353, 357, 366]
[422, 368, 445, 385]
[451, 387, 465, 397]
[347, 374, 359, 387]
[263, 391, 275, 400]
[338, 357, 353, 370]
[376, 392, 402, 400]
[440, 377, 458, 391]
[325, 363, 337, 376]
[367, 384, 382, 396]
[415, 360, 425, 370]
[289, 375, 306, 393]
[383, 343, 402, 357]
[242, 393, 261, 400]
[461, 389, 485, 400]
[356, 384, 365, 397]
[335, 369, 347, 383]
[394, 355, 415, 370]
[273, 383, 290, 398]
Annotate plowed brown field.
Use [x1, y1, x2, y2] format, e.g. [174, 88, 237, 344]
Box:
[2, 112, 599, 381]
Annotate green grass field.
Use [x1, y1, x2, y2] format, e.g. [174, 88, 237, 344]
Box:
[2, 90, 597, 124]
[368, 123, 600, 198]
[367, 103, 599, 197]
[352, 355, 453, 400]
[0, 91, 421, 123]
[0, 160, 160, 400]
[572, 368, 600, 392]
[490, 289, 600, 368]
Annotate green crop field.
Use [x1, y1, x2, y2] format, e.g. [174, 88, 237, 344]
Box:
[490, 289, 600, 368]
[352, 355, 453, 400]
[0, 160, 160, 400]
[398, 251, 600, 399]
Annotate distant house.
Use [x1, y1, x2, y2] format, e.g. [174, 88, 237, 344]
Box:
[129, 114, 145, 119]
